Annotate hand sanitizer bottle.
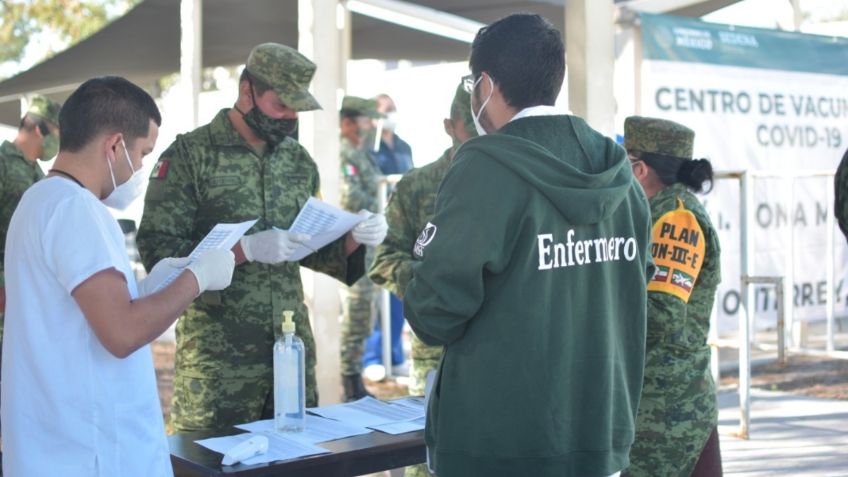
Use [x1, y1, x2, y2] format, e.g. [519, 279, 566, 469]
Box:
[274, 310, 305, 432]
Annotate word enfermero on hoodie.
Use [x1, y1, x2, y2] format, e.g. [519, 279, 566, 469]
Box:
[404, 114, 655, 477]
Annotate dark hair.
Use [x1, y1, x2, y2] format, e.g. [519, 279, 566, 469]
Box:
[638, 151, 714, 193]
[240, 69, 273, 96]
[469, 13, 565, 109]
[339, 109, 363, 120]
[59, 76, 161, 152]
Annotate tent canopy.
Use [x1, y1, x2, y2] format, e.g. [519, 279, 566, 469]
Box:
[0, 0, 738, 126]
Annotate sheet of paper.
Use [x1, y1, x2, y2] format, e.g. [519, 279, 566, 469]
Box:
[308, 396, 424, 428]
[235, 415, 372, 445]
[286, 197, 366, 260]
[369, 416, 426, 435]
[387, 396, 426, 414]
[195, 431, 329, 466]
[153, 219, 257, 292]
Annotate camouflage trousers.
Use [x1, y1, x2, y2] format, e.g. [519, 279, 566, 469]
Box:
[405, 334, 442, 477]
[169, 369, 319, 433]
[340, 274, 377, 376]
[626, 361, 717, 477]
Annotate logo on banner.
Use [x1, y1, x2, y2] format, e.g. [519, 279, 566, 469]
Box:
[648, 198, 706, 303]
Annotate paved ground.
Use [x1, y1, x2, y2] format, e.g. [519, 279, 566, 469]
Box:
[718, 389, 848, 476]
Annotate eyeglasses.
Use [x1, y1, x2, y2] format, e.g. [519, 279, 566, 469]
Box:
[462, 74, 476, 94]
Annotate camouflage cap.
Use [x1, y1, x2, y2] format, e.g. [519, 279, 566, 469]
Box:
[26, 95, 62, 126]
[450, 81, 477, 139]
[245, 43, 321, 112]
[624, 116, 694, 159]
[341, 96, 382, 119]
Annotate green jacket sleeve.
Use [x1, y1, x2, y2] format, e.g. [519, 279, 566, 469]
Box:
[136, 137, 201, 271]
[404, 155, 519, 346]
[368, 175, 419, 297]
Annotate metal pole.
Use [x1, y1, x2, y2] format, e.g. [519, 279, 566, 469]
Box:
[784, 176, 796, 349]
[179, 0, 201, 129]
[738, 171, 753, 440]
[378, 178, 393, 378]
[775, 277, 785, 365]
[709, 305, 720, 386]
[826, 176, 836, 353]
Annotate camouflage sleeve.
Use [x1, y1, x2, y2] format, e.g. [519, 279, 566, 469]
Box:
[339, 151, 374, 213]
[368, 175, 419, 298]
[136, 137, 200, 271]
[299, 164, 366, 286]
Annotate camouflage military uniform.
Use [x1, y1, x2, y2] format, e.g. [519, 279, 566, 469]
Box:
[834, 147, 848, 243]
[369, 149, 452, 395]
[627, 183, 721, 476]
[0, 140, 45, 346]
[339, 135, 382, 376]
[137, 109, 364, 432]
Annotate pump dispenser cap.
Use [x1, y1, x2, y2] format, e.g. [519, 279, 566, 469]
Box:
[282, 311, 296, 334]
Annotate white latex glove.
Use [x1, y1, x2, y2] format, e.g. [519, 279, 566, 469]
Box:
[186, 249, 236, 294]
[352, 210, 388, 247]
[240, 229, 311, 264]
[137, 257, 191, 297]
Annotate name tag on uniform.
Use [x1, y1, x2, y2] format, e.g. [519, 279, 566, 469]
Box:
[207, 176, 242, 187]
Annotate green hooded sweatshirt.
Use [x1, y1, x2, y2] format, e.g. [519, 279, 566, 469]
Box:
[404, 114, 654, 477]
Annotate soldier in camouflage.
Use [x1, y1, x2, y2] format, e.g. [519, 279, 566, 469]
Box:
[834, 147, 848, 244]
[137, 43, 385, 432]
[0, 95, 62, 355]
[624, 116, 723, 477]
[338, 95, 383, 401]
[367, 81, 476, 477]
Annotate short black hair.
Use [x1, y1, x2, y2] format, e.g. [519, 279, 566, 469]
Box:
[469, 13, 565, 109]
[240, 69, 273, 96]
[59, 76, 161, 152]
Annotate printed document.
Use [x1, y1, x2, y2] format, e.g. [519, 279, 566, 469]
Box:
[153, 219, 257, 292]
[235, 415, 372, 445]
[308, 396, 424, 429]
[286, 197, 366, 260]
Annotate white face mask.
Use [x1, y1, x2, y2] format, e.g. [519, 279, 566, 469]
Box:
[382, 112, 399, 131]
[103, 139, 146, 210]
[470, 74, 494, 136]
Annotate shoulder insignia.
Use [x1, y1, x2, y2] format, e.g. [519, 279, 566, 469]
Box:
[343, 164, 358, 177]
[150, 159, 169, 179]
[648, 198, 705, 303]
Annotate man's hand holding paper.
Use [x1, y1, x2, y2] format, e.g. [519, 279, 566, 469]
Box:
[351, 210, 388, 247]
[240, 229, 312, 264]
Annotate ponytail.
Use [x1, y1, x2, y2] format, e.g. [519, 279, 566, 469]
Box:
[639, 152, 714, 194]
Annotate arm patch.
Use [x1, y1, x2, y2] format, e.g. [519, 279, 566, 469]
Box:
[647, 198, 706, 303]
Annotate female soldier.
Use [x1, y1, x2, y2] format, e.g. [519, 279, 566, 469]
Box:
[624, 116, 723, 477]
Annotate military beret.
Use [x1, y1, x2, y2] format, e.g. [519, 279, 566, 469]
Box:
[341, 96, 382, 119]
[450, 81, 477, 139]
[26, 95, 62, 126]
[245, 43, 321, 112]
[624, 116, 694, 159]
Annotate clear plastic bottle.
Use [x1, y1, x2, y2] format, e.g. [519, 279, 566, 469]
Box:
[274, 310, 305, 432]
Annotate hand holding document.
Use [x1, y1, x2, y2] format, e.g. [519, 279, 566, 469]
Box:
[285, 197, 367, 261]
[150, 219, 257, 293]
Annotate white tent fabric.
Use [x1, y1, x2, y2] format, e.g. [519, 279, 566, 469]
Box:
[0, 0, 737, 126]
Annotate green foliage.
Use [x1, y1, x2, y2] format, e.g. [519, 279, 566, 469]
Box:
[0, 0, 138, 65]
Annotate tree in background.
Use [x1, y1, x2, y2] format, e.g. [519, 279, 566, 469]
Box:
[0, 0, 138, 77]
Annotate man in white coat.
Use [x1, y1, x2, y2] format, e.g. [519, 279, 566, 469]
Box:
[1, 76, 235, 476]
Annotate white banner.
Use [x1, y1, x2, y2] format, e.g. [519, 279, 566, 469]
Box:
[634, 14, 848, 331]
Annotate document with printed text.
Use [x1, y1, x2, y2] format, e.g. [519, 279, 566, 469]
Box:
[152, 219, 257, 292]
[286, 197, 366, 260]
